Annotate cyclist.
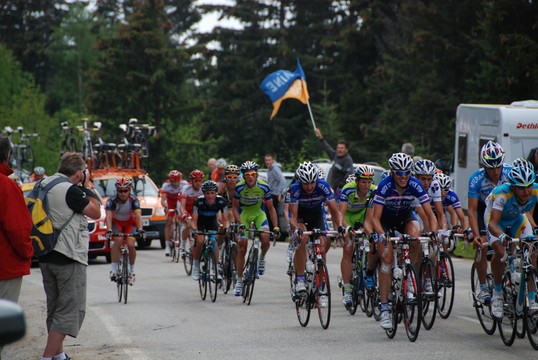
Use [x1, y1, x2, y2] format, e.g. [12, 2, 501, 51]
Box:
[413, 160, 447, 231]
[29, 166, 47, 182]
[232, 161, 279, 296]
[468, 141, 511, 304]
[161, 170, 188, 256]
[218, 164, 241, 223]
[289, 161, 343, 297]
[179, 170, 205, 256]
[191, 181, 229, 280]
[339, 165, 377, 305]
[435, 173, 469, 232]
[211, 158, 227, 183]
[485, 164, 538, 317]
[106, 178, 145, 283]
[370, 153, 438, 329]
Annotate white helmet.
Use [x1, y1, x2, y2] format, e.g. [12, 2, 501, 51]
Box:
[512, 158, 534, 172]
[346, 174, 356, 183]
[434, 173, 452, 190]
[296, 162, 319, 184]
[508, 165, 536, 187]
[480, 141, 504, 168]
[388, 153, 413, 171]
[413, 159, 436, 176]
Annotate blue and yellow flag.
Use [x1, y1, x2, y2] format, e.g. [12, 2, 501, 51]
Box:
[260, 59, 310, 120]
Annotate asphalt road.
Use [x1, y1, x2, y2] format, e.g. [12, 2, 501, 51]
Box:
[4, 243, 538, 359]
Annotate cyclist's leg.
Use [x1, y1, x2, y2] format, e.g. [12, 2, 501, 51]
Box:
[292, 223, 308, 276]
[164, 213, 173, 255]
[474, 202, 489, 285]
[235, 211, 254, 279]
[254, 213, 270, 257]
[110, 222, 123, 276]
[341, 213, 359, 284]
[402, 211, 422, 269]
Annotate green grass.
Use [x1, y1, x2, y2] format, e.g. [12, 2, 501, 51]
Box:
[452, 241, 475, 259]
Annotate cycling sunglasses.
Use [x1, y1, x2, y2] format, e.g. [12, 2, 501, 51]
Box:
[357, 173, 375, 179]
[225, 175, 239, 180]
[394, 170, 411, 176]
[513, 183, 534, 189]
[244, 171, 257, 178]
[117, 189, 130, 193]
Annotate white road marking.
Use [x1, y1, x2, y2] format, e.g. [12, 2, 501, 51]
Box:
[89, 306, 149, 360]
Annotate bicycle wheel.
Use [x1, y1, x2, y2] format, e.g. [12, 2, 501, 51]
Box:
[198, 253, 207, 301]
[471, 262, 496, 335]
[420, 259, 437, 330]
[208, 249, 218, 303]
[183, 239, 193, 276]
[296, 276, 311, 327]
[498, 273, 517, 346]
[117, 256, 124, 303]
[317, 260, 331, 329]
[122, 253, 129, 304]
[525, 268, 538, 350]
[385, 287, 398, 339]
[437, 253, 455, 319]
[288, 263, 296, 302]
[404, 263, 421, 342]
[172, 223, 181, 263]
[244, 248, 258, 305]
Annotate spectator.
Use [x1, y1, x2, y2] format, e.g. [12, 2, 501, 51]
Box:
[38, 153, 101, 360]
[401, 142, 415, 156]
[264, 154, 286, 230]
[211, 158, 227, 183]
[0, 136, 33, 359]
[313, 128, 354, 191]
[207, 158, 217, 179]
[527, 147, 538, 172]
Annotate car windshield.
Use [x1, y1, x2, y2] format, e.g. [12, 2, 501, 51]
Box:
[93, 177, 159, 197]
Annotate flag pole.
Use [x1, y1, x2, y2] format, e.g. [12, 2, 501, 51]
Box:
[306, 99, 316, 130]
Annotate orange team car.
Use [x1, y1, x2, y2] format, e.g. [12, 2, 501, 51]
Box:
[21, 181, 112, 263]
[90, 168, 166, 248]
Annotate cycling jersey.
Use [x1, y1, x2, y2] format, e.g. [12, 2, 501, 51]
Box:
[485, 183, 538, 242]
[234, 179, 272, 229]
[339, 182, 376, 226]
[180, 184, 203, 213]
[193, 195, 228, 231]
[373, 175, 429, 217]
[162, 180, 188, 215]
[468, 165, 512, 205]
[289, 179, 334, 214]
[106, 194, 141, 221]
[442, 189, 462, 210]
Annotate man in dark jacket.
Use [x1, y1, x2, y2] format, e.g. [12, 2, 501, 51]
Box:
[314, 128, 354, 191]
[0, 136, 33, 358]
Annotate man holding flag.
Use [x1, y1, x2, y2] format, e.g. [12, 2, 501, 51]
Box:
[314, 128, 354, 192]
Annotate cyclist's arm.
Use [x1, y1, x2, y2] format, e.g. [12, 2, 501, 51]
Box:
[526, 206, 537, 228]
[265, 198, 278, 229]
[160, 191, 168, 209]
[415, 205, 430, 231]
[190, 212, 198, 230]
[433, 200, 447, 230]
[467, 196, 480, 239]
[445, 205, 458, 227]
[134, 209, 143, 230]
[422, 201, 439, 232]
[327, 200, 342, 228]
[288, 203, 299, 230]
[372, 203, 385, 235]
[105, 210, 114, 230]
[179, 197, 187, 216]
[363, 206, 374, 235]
[455, 207, 469, 231]
[220, 209, 230, 229]
[232, 198, 242, 226]
[487, 208, 503, 238]
[338, 201, 349, 228]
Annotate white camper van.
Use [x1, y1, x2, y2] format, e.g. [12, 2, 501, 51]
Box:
[453, 100, 538, 210]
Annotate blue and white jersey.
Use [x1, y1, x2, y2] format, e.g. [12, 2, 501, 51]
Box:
[468, 165, 512, 205]
[289, 179, 335, 213]
[373, 175, 430, 217]
[485, 183, 538, 222]
[442, 189, 462, 210]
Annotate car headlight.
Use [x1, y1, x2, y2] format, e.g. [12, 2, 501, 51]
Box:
[156, 208, 165, 217]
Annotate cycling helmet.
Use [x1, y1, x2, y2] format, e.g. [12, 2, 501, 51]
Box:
[512, 158, 534, 172]
[508, 165, 536, 187]
[168, 170, 182, 181]
[380, 170, 391, 181]
[216, 158, 227, 168]
[317, 166, 326, 180]
[34, 166, 46, 175]
[240, 161, 259, 173]
[413, 159, 437, 176]
[296, 162, 319, 184]
[355, 165, 375, 179]
[388, 153, 413, 171]
[190, 169, 205, 179]
[346, 174, 356, 183]
[480, 141, 505, 168]
[115, 178, 132, 188]
[225, 164, 240, 175]
[435, 173, 452, 190]
[201, 180, 218, 193]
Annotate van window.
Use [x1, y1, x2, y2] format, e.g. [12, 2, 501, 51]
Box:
[457, 134, 467, 168]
